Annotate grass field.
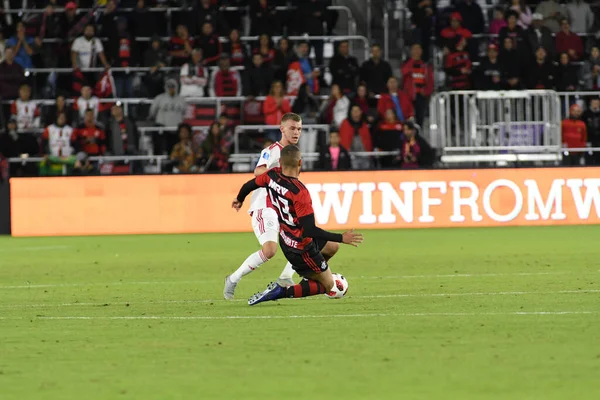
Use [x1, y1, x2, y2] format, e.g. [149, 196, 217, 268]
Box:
[1, 226, 599, 400]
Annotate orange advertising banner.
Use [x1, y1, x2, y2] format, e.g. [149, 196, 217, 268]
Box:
[10, 167, 600, 237]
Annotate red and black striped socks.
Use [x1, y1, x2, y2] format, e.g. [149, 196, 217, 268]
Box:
[284, 279, 327, 298]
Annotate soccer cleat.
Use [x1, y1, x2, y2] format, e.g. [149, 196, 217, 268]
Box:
[248, 282, 285, 306]
[223, 275, 238, 300]
[276, 277, 295, 287]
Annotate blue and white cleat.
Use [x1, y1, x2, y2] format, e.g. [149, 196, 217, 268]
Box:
[248, 282, 285, 306]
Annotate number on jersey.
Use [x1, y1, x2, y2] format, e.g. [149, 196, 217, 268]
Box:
[268, 190, 294, 225]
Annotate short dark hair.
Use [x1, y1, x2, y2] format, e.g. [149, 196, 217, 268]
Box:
[84, 108, 94, 114]
[281, 113, 302, 124]
[280, 145, 302, 168]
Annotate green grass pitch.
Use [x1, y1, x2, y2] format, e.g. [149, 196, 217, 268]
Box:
[1, 226, 599, 399]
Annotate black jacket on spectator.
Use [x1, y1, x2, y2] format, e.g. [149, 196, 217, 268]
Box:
[456, 0, 485, 34]
[297, 0, 326, 35]
[555, 63, 579, 91]
[249, 0, 280, 36]
[475, 57, 503, 90]
[526, 60, 555, 89]
[583, 108, 600, 146]
[329, 53, 360, 94]
[194, 2, 229, 36]
[97, 10, 120, 39]
[130, 5, 161, 38]
[408, 0, 437, 27]
[319, 145, 352, 171]
[499, 26, 528, 56]
[0, 61, 25, 100]
[499, 49, 522, 82]
[196, 34, 222, 66]
[526, 25, 555, 59]
[273, 48, 294, 83]
[59, 12, 81, 38]
[360, 58, 393, 95]
[243, 64, 274, 97]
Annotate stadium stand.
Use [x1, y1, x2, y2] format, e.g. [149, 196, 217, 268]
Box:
[2, 0, 600, 177]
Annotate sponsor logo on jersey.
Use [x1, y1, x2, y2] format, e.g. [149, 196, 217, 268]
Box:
[279, 231, 298, 248]
[321, 260, 328, 271]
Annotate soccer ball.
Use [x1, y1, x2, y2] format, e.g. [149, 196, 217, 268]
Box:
[325, 273, 349, 299]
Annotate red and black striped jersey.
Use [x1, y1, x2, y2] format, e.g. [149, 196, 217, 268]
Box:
[255, 169, 314, 251]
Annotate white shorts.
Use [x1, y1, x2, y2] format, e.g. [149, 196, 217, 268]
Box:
[252, 208, 279, 245]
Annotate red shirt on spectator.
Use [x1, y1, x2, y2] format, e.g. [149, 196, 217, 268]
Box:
[169, 35, 195, 67]
[263, 95, 291, 125]
[377, 91, 414, 120]
[209, 67, 242, 97]
[339, 119, 373, 152]
[74, 123, 106, 156]
[445, 47, 472, 89]
[562, 118, 587, 148]
[401, 59, 434, 101]
[555, 31, 584, 61]
[440, 26, 473, 44]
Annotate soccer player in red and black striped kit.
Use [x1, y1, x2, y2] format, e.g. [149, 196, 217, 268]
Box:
[232, 145, 363, 306]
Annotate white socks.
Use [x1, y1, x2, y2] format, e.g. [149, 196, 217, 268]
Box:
[230, 250, 269, 283]
[278, 262, 295, 280]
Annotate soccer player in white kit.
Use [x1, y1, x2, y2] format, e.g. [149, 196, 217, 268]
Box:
[223, 113, 302, 299]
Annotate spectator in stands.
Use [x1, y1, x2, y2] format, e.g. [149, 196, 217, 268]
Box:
[527, 47, 555, 89]
[195, 0, 228, 36]
[71, 23, 110, 73]
[476, 44, 503, 90]
[11, 83, 40, 130]
[244, 53, 274, 97]
[59, 2, 81, 39]
[489, 7, 507, 37]
[329, 40, 359, 94]
[223, 29, 248, 67]
[6, 21, 38, 69]
[273, 37, 294, 84]
[440, 12, 473, 54]
[408, 0, 436, 60]
[131, 0, 160, 48]
[360, 44, 392, 96]
[556, 53, 579, 91]
[320, 83, 349, 129]
[375, 109, 403, 168]
[556, 19, 584, 61]
[203, 122, 230, 173]
[499, 39, 523, 89]
[250, 0, 279, 36]
[527, 13, 556, 60]
[509, 0, 533, 30]
[197, 22, 222, 67]
[0, 48, 24, 101]
[377, 76, 414, 122]
[580, 47, 600, 90]
[108, 17, 138, 98]
[73, 85, 100, 124]
[149, 78, 187, 134]
[73, 108, 106, 157]
[180, 48, 209, 98]
[582, 96, 600, 165]
[297, 0, 326, 67]
[499, 11, 528, 57]
[143, 35, 169, 98]
[97, 0, 119, 39]
[291, 83, 320, 124]
[536, 0, 567, 33]
[287, 41, 320, 96]
[456, 0, 485, 36]
[254, 34, 276, 66]
[209, 54, 242, 97]
[169, 123, 197, 173]
[351, 84, 377, 125]
[562, 104, 587, 165]
[401, 43, 434, 127]
[42, 95, 72, 127]
[339, 105, 372, 170]
[566, 0, 594, 35]
[42, 112, 74, 159]
[39, 4, 62, 69]
[263, 80, 291, 128]
[106, 103, 138, 156]
[401, 120, 422, 169]
[444, 38, 472, 90]
[169, 24, 195, 67]
[319, 131, 351, 171]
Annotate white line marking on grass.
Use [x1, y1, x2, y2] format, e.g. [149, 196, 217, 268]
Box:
[0, 245, 69, 252]
[0, 271, 581, 290]
[1, 289, 599, 309]
[0, 311, 597, 321]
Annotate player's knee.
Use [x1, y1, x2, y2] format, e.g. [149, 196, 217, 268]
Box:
[261, 241, 278, 260]
[322, 241, 339, 258]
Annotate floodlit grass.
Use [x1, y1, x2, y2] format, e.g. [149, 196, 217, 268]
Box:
[1, 226, 599, 399]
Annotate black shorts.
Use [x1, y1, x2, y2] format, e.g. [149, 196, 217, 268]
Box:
[280, 239, 329, 277]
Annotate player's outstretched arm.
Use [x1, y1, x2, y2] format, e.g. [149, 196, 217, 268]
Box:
[232, 178, 260, 211]
[299, 214, 363, 247]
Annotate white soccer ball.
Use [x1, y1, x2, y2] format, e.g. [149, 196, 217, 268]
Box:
[325, 273, 349, 299]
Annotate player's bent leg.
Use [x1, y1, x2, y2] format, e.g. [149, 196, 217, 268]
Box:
[320, 241, 340, 261]
[261, 240, 278, 260]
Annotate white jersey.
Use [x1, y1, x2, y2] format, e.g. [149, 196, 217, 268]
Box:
[248, 141, 283, 214]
